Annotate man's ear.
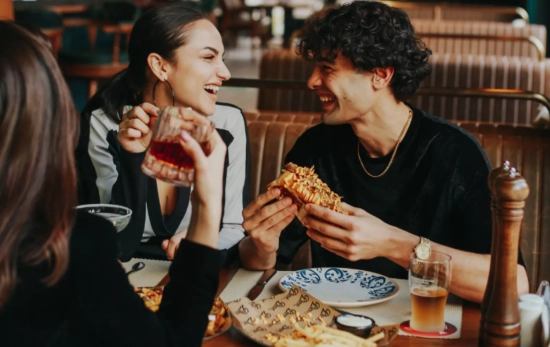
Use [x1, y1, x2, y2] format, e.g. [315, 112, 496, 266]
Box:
[147, 53, 172, 81]
[371, 67, 394, 89]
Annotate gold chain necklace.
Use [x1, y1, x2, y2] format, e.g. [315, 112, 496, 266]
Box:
[357, 108, 413, 178]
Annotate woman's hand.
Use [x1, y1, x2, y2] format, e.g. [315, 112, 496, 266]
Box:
[162, 230, 188, 260]
[178, 126, 227, 249]
[179, 128, 226, 207]
[117, 103, 159, 153]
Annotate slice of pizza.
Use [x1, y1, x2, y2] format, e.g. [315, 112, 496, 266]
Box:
[267, 163, 346, 222]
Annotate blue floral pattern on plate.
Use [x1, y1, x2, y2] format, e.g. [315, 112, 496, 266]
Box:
[278, 267, 399, 308]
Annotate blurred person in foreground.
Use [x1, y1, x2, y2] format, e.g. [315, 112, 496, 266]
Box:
[238, 1, 528, 303]
[0, 20, 227, 346]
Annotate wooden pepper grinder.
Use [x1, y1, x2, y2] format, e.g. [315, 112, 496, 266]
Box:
[480, 161, 511, 343]
[480, 163, 529, 347]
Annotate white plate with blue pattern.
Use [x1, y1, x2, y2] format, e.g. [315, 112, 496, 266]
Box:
[278, 267, 400, 308]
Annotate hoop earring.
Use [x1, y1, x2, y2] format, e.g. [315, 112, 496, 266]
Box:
[152, 79, 175, 107]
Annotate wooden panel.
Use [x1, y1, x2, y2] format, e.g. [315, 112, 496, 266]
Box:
[481, 135, 503, 169]
[520, 135, 543, 290]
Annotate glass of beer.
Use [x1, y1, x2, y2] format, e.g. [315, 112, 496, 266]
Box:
[408, 251, 452, 332]
[141, 106, 214, 187]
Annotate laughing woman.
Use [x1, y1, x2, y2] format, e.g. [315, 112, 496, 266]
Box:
[76, 4, 251, 262]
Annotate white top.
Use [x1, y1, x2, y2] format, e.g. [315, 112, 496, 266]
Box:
[86, 103, 248, 250]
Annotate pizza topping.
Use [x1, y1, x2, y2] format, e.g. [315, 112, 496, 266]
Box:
[268, 163, 345, 213]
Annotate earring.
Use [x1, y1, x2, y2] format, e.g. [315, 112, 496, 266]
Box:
[152, 79, 175, 107]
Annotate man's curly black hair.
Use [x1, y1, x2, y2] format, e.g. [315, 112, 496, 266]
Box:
[298, 1, 432, 101]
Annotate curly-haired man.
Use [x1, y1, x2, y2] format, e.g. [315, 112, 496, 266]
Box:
[239, 1, 528, 303]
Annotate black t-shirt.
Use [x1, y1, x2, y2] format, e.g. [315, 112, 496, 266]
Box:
[277, 107, 523, 279]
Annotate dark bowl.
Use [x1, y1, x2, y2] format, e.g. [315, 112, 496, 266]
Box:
[335, 313, 376, 338]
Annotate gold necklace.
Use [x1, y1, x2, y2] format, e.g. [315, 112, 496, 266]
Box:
[357, 108, 413, 178]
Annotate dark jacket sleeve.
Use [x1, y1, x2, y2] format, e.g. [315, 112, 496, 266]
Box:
[72, 212, 222, 346]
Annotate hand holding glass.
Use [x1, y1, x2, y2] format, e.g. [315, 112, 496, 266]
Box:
[141, 106, 214, 187]
[409, 251, 452, 333]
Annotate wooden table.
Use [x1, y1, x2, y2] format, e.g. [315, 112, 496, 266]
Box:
[201, 266, 482, 347]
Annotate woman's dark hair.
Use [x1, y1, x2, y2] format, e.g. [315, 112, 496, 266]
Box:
[298, 1, 432, 101]
[0, 21, 78, 306]
[84, 3, 207, 122]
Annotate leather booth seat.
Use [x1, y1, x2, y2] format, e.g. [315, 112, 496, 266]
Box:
[411, 20, 547, 46]
[258, 49, 550, 126]
[411, 19, 547, 60]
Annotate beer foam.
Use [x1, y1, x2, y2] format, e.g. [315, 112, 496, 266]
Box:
[410, 286, 448, 297]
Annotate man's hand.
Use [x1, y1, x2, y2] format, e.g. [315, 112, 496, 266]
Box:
[162, 230, 188, 260]
[301, 202, 395, 262]
[242, 188, 297, 254]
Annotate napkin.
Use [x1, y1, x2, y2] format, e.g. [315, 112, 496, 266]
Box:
[122, 258, 171, 287]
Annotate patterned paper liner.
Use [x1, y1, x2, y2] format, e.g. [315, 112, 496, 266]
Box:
[226, 285, 399, 346]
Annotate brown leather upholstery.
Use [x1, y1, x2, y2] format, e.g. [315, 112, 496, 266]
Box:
[257, 50, 550, 125]
[292, 20, 546, 59]
[258, 50, 321, 112]
[412, 20, 547, 50]
[412, 20, 547, 60]
[391, 6, 434, 21]
[412, 53, 550, 125]
[383, 2, 528, 23]
[245, 113, 550, 291]
[244, 110, 322, 125]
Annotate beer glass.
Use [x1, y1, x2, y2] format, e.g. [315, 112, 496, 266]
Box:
[141, 106, 214, 187]
[408, 251, 452, 332]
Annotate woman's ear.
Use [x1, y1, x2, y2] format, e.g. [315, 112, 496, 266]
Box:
[147, 53, 171, 81]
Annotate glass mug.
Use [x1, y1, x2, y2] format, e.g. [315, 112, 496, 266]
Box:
[141, 106, 215, 187]
[408, 251, 452, 332]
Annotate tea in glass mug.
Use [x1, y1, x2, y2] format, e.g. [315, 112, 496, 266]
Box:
[141, 106, 214, 187]
[409, 252, 452, 332]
